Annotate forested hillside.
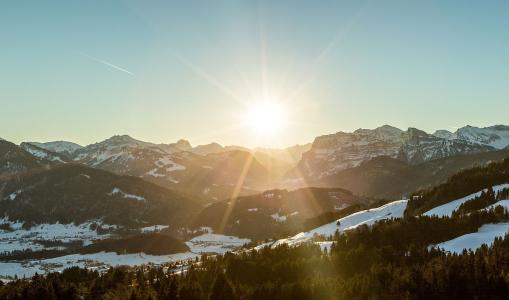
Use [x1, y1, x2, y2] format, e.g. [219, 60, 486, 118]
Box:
[3, 206, 509, 299]
[406, 157, 509, 215]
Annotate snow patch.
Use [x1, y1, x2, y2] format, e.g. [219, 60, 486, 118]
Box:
[141, 225, 169, 233]
[423, 183, 509, 217]
[268, 200, 407, 248]
[145, 168, 165, 177]
[6, 190, 21, 201]
[186, 233, 250, 254]
[108, 188, 145, 202]
[271, 213, 287, 222]
[433, 223, 509, 254]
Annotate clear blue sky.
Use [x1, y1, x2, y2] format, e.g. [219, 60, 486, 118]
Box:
[2, 0, 509, 148]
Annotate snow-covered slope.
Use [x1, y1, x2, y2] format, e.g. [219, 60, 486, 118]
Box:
[264, 200, 407, 248]
[398, 128, 493, 164]
[27, 141, 83, 155]
[72, 135, 188, 179]
[20, 142, 68, 163]
[456, 125, 509, 149]
[433, 223, 509, 254]
[422, 183, 509, 217]
[433, 130, 455, 140]
[484, 200, 509, 211]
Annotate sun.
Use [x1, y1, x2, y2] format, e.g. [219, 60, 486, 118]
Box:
[245, 101, 287, 137]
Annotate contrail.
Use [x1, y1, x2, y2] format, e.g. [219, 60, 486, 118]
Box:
[79, 52, 133, 75]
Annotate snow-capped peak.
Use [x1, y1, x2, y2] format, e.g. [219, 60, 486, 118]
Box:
[297, 124, 505, 179]
[101, 135, 147, 147]
[455, 125, 509, 149]
[433, 130, 456, 140]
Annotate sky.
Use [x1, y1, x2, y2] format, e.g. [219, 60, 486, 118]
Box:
[1, 0, 509, 148]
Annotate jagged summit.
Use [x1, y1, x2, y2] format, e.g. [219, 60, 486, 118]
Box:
[296, 124, 508, 178]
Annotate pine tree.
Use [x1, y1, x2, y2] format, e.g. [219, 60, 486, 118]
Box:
[209, 272, 235, 300]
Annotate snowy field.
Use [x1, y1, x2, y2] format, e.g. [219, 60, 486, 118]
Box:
[259, 200, 408, 249]
[0, 218, 115, 253]
[0, 219, 249, 279]
[186, 233, 250, 254]
[0, 251, 199, 278]
[423, 183, 509, 217]
[433, 223, 509, 254]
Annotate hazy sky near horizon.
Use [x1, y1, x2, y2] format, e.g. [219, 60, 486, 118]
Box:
[2, 0, 509, 148]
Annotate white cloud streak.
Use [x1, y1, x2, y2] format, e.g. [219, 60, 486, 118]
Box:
[79, 52, 133, 75]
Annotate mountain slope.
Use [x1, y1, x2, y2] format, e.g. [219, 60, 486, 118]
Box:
[267, 199, 408, 248]
[398, 128, 494, 164]
[72, 135, 270, 202]
[0, 164, 201, 227]
[293, 125, 506, 179]
[455, 125, 509, 149]
[405, 157, 509, 215]
[0, 140, 51, 180]
[27, 141, 83, 156]
[20, 142, 70, 163]
[195, 187, 368, 239]
[311, 150, 509, 199]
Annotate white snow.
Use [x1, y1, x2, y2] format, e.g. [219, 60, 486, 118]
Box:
[145, 168, 165, 177]
[141, 225, 169, 233]
[247, 208, 258, 212]
[185, 233, 250, 254]
[271, 213, 287, 222]
[6, 190, 21, 201]
[108, 188, 145, 201]
[433, 223, 509, 254]
[0, 218, 112, 253]
[269, 200, 407, 248]
[0, 224, 253, 278]
[0, 251, 198, 279]
[24, 148, 49, 160]
[456, 125, 509, 149]
[22, 146, 66, 163]
[315, 241, 334, 252]
[29, 141, 82, 154]
[484, 199, 509, 211]
[423, 183, 509, 217]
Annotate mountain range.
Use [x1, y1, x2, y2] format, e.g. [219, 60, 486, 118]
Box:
[2, 124, 509, 204]
[294, 125, 509, 179]
[2, 124, 509, 281]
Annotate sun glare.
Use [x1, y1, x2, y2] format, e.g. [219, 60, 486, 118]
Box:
[245, 101, 287, 137]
